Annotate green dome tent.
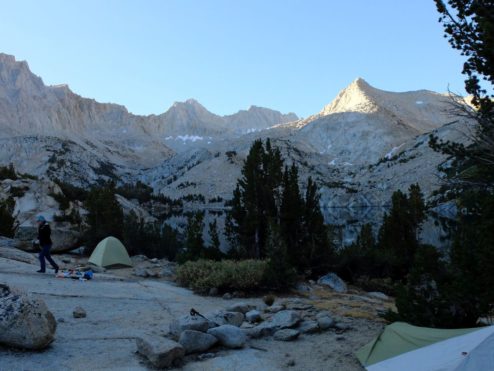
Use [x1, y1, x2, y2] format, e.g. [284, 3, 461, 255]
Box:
[88, 236, 133, 268]
[356, 322, 494, 371]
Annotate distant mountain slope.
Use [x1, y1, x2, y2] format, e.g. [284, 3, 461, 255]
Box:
[279, 78, 460, 164]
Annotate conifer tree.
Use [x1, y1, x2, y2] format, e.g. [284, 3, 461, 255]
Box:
[205, 219, 224, 261]
[280, 164, 305, 270]
[84, 183, 124, 254]
[301, 177, 333, 276]
[0, 197, 16, 238]
[181, 211, 205, 262]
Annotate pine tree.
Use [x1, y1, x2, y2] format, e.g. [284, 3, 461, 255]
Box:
[263, 221, 296, 289]
[301, 177, 333, 276]
[280, 164, 305, 270]
[205, 219, 224, 261]
[84, 183, 124, 254]
[180, 211, 205, 262]
[0, 197, 16, 238]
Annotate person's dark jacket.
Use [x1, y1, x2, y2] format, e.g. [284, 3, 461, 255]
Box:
[38, 222, 52, 246]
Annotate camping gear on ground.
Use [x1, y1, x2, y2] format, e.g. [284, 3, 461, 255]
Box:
[88, 236, 132, 268]
[356, 321, 494, 371]
[56, 268, 94, 281]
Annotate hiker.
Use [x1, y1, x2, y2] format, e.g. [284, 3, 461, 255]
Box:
[35, 215, 59, 273]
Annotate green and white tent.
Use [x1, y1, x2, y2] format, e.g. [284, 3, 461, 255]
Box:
[88, 236, 133, 268]
[356, 322, 494, 371]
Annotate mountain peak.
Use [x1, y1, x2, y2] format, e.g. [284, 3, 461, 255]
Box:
[320, 77, 378, 116]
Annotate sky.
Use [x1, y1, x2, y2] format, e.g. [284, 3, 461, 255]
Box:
[0, 0, 468, 118]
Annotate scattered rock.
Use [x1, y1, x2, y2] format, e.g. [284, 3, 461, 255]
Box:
[58, 318, 65, 323]
[134, 268, 149, 278]
[150, 258, 158, 263]
[265, 304, 285, 313]
[274, 329, 300, 341]
[61, 257, 72, 264]
[286, 359, 296, 367]
[222, 293, 233, 300]
[317, 272, 348, 293]
[197, 352, 216, 361]
[226, 302, 255, 314]
[136, 334, 184, 368]
[169, 315, 211, 340]
[178, 330, 218, 354]
[207, 325, 247, 348]
[232, 291, 246, 298]
[317, 316, 335, 330]
[208, 310, 244, 327]
[73, 306, 86, 318]
[245, 310, 261, 323]
[244, 322, 277, 338]
[0, 284, 56, 350]
[208, 287, 219, 296]
[298, 320, 319, 334]
[271, 310, 301, 329]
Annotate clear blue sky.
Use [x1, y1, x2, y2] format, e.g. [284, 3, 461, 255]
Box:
[1, 0, 467, 118]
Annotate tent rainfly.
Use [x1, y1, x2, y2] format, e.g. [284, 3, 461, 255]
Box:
[88, 236, 133, 268]
[356, 322, 494, 371]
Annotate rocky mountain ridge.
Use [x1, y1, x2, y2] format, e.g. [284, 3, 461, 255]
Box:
[0, 52, 473, 246]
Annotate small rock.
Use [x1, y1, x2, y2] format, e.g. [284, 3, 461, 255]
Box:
[232, 291, 245, 298]
[136, 335, 184, 368]
[160, 266, 174, 277]
[336, 336, 345, 341]
[271, 310, 301, 329]
[222, 293, 233, 300]
[316, 310, 332, 319]
[73, 306, 86, 318]
[244, 322, 277, 338]
[334, 323, 352, 332]
[208, 310, 244, 327]
[169, 315, 211, 339]
[262, 294, 275, 306]
[298, 320, 319, 334]
[317, 272, 347, 293]
[178, 330, 218, 354]
[61, 257, 72, 264]
[286, 359, 296, 367]
[265, 304, 284, 313]
[245, 310, 261, 323]
[208, 287, 219, 296]
[150, 258, 159, 263]
[58, 318, 65, 323]
[134, 268, 149, 278]
[226, 302, 255, 314]
[207, 325, 247, 349]
[317, 316, 335, 330]
[274, 329, 300, 341]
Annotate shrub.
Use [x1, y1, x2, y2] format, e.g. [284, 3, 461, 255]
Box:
[0, 164, 17, 180]
[0, 197, 16, 237]
[176, 259, 268, 294]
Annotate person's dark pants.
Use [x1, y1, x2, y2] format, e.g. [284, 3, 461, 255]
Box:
[39, 244, 59, 272]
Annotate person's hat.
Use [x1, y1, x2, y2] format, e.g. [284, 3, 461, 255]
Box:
[36, 215, 46, 222]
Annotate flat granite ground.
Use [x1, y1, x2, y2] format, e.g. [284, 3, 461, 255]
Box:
[0, 256, 383, 371]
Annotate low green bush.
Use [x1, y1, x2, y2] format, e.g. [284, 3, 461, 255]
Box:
[176, 259, 268, 294]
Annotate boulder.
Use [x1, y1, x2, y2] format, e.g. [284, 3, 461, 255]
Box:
[271, 310, 301, 329]
[169, 315, 211, 339]
[136, 335, 184, 368]
[274, 329, 300, 341]
[207, 325, 247, 349]
[15, 225, 80, 253]
[317, 273, 347, 293]
[245, 310, 261, 323]
[134, 268, 149, 278]
[178, 330, 218, 354]
[208, 310, 244, 327]
[225, 302, 255, 314]
[0, 284, 56, 349]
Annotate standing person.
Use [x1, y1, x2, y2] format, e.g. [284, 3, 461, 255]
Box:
[36, 215, 59, 273]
